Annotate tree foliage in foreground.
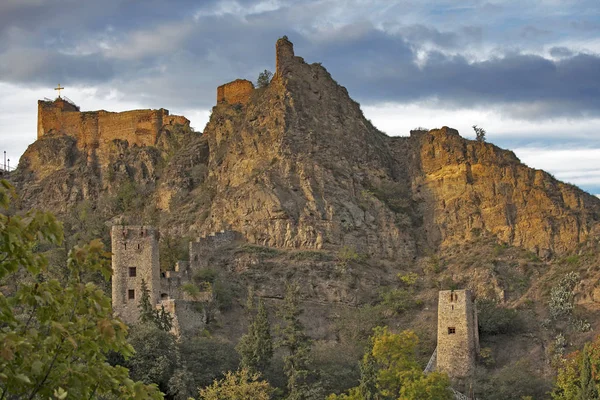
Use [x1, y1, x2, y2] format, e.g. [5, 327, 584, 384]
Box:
[328, 327, 452, 400]
[0, 180, 162, 399]
[198, 368, 273, 400]
[553, 336, 600, 400]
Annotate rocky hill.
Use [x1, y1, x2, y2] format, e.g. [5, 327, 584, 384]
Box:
[10, 37, 600, 397]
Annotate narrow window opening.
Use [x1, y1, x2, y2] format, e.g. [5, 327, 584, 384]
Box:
[161, 272, 166, 278]
[448, 327, 456, 334]
[137, 243, 141, 250]
[129, 267, 136, 277]
[124, 242, 127, 250]
[451, 305, 454, 310]
[128, 289, 135, 300]
[194, 255, 198, 262]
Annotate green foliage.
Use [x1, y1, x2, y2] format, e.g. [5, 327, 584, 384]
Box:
[476, 298, 520, 335]
[240, 244, 281, 258]
[278, 283, 324, 400]
[198, 368, 273, 400]
[126, 323, 177, 393]
[0, 180, 162, 399]
[549, 272, 580, 320]
[330, 327, 452, 400]
[472, 124, 486, 142]
[397, 272, 419, 286]
[194, 268, 218, 284]
[475, 359, 550, 400]
[479, 347, 495, 367]
[336, 246, 367, 270]
[553, 336, 600, 400]
[256, 69, 274, 88]
[425, 255, 443, 274]
[290, 250, 334, 262]
[159, 234, 189, 271]
[177, 337, 239, 391]
[138, 279, 174, 332]
[378, 288, 418, 316]
[237, 298, 274, 374]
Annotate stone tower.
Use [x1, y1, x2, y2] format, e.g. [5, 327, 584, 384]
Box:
[275, 36, 295, 77]
[437, 289, 479, 382]
[111, 225, 160, 325]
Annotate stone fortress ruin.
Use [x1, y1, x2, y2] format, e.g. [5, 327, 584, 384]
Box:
[111, 225, 241, 336]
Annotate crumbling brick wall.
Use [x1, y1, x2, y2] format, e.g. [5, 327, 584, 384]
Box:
[216, 79, 254, 105]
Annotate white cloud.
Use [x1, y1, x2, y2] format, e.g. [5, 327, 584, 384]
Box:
[362, 102, 600, 141]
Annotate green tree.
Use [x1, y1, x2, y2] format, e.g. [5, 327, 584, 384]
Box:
[0, 180, 162, 399]
[198, 368, 273, 400]
[472, 125, 486, 142]
[237, 297, 273, 374]
[257, 69, 273, 88]
[553, 337, 600, 400]
[329, 327, 452, 400]
[126, 323, 177, 393]
[279, 283, 323, 400]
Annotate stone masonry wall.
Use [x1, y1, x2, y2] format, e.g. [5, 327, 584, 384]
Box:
[159, 299, 206, 337]
[111, 225, 160, 325]
[436, 289, 479, 382]
[37, 99, 190, 149]
[216, 79, 254, 105]
[275, 36, 295, 77]
[189, 230, 241, 269]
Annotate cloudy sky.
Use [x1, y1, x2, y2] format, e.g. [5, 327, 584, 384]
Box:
[1, 0, 599, 195]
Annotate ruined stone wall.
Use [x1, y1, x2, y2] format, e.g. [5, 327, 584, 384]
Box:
[111, 225, 160, 325]
[159, 299, 206, 337]
[37, 99, 190, 149]
[216, 79, 254, 105]
[275, 36, 295, 77]
[436, 289, 479, 382]
[189, 230, 241, 268]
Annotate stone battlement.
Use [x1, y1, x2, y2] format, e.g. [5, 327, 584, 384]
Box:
[190, 230, 241, 267]
[37, 98, 190, 149]
[216, 79, 254, 105]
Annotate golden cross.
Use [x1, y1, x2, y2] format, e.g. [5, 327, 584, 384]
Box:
[54, 83, 64, 98]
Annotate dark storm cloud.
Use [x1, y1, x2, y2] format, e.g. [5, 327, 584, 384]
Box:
[0, 0, 599, 119]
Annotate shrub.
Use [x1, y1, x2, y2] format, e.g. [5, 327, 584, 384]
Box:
[476, 299, 520, 335]
[548, 272, 579, 320]
[256, 70, 273, 88]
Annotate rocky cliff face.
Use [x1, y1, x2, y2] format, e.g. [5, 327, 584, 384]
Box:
[12, 38, 600, 261]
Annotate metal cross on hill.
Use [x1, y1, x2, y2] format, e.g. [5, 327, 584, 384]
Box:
[55, 83, 64, 98]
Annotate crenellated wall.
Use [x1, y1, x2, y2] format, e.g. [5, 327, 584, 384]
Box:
[37, 99, 190, 150]
[216, 79, 254, 105]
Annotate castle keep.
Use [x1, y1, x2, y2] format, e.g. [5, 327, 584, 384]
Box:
[436, 289, 480, 382]
[111, 225, 240, 335]
[37, 98, 189, 151]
